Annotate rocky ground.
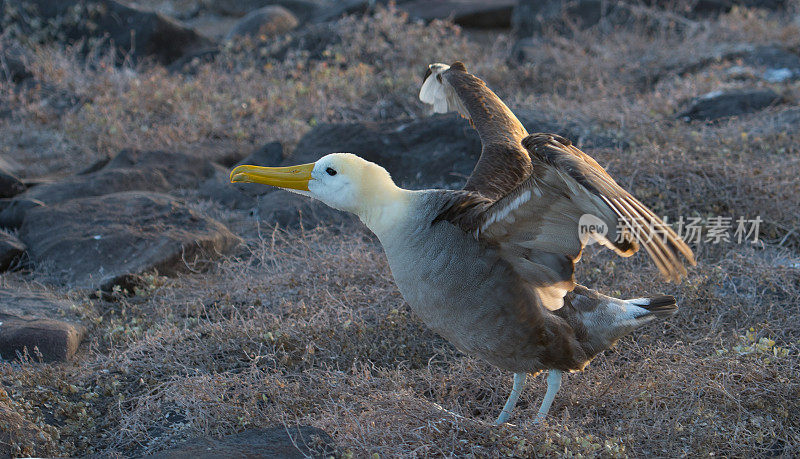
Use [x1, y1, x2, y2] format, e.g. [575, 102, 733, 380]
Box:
[0, 0, 799, 456]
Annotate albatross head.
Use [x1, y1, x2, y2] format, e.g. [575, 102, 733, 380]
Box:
[229, 153, 408, 232]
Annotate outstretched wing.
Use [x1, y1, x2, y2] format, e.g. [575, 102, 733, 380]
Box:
[436, 133, 696, 311]
[420, 62, 531, 201]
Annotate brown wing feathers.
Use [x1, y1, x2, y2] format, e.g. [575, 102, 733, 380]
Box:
[523, 133, 696, 282]
[442, 64, 531, 201]
[440, 63, 528, 146]
[423, 62, 695, 287]
[420, 62, 532, 201]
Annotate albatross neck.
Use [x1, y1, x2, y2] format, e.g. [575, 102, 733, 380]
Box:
[357, 184, 415, 239]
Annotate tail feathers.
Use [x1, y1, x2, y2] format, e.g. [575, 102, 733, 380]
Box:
[627, 295, 678, 318]
[570, 287, 678, 354]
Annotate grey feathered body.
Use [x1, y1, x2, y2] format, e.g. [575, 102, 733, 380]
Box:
[373, 191, 667, 375]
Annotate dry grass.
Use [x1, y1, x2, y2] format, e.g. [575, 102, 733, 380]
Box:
[1, 4, 799, 457]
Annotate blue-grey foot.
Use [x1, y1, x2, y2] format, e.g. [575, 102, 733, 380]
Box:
[494, 372, 528, 425]
[533, 369, 563, 423]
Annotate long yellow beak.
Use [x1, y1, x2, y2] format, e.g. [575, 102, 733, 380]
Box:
[229, 163, 315, 191]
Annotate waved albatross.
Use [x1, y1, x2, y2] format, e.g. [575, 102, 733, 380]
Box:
[230, 62, 696, 425]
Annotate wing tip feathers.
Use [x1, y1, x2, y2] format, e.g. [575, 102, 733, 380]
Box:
[419, 62, 451, 111]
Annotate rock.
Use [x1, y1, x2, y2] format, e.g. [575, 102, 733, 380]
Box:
[236, 141, 284, 167]
[19, 191, 241, 291]
[200, 141, 357, 227]
[742, 45, 800, 83]
[22, 167, 173, 205]
[290, 115, 481, 188]
[76, 155, 112, 175]
[17, 149, 215, 205]
[742, 45, 800, 69]
[198, 142, 285, 208]
[225, 5, 299, 40]
[0, 288, 87, 362]
[0, 198, 45, 229]
[400, 0, 517, 28]
[0, 387, 57, 456]
[233, 141, 284, 194]
[256, 190, 355, 229]
[710, 45, 800, 83]
[181, 139, 255, 167]
[288, 112, 624, 189]
[631, 43, 762, 88]
[678, 89, 784, 121]
[675, 0, 788, 16]
[144, 426, 336, 458]
[0, 317, 84, 362]
[209, 0, 325, 22]
[0, 166, 25, 198]
[0, 230, 25, 271]
[762, 68, 796, 83]
[197, 163, 258, 209]
[104, 150, 218, 185]
[6, 0, 213, 65]
[0, 44, 33, 83]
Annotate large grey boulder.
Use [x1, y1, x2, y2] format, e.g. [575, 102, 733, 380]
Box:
[0, 198, 44, 229]
[2, 0, 213, 65]
[629, 43, 800, 87]
[225, 5, 299, 40]
[22, 168, 173, 205]
[19, 191, 241, 291]
[17, 150, 214, 205]
[742, 45, 800, 69]
[400, 0, 517, 28]
[677, 89, 784, 121]
[207, 0, 323, 20]
[682, 0, 789, 15]
[197, 142, 284, 209]
[103, 149, 219, 188]
[287, 111, 624, 189]
[0, 288, 86, 362]
[256, 190, 355, 229]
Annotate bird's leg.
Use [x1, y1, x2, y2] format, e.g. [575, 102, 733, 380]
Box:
[534, 369, 563, 423]
[494, 372, 527, 425]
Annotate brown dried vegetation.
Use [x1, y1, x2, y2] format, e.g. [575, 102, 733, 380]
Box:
[0, 4, 799, 457]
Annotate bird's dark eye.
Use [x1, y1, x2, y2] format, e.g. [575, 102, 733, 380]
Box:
[326, 167, 337, 176]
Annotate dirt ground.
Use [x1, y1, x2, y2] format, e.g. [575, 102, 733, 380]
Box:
[0, 3, 798, 457]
